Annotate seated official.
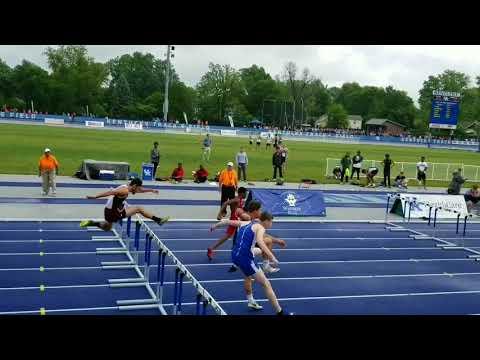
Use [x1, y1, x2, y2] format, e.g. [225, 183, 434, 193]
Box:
[395, 171, 408, 189]
[171, 163, 185, 182]
[192, 165, 209, 183]
[465, 184, 480, 213]
[332, 166, 342, 180]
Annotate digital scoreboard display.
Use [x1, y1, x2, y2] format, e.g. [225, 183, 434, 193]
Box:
[429, 90, 460, 129]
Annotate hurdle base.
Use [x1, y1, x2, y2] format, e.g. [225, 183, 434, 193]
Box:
[108, 277, 145, 284]
[117, 298, 158, 306]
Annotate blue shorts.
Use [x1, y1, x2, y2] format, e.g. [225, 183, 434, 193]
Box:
[232, 255, 260, 277]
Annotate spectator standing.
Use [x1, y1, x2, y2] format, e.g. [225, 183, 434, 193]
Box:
[218, 161, 238, 206]
[416, 156, 428, 190]
[38, 148, 59, 196]
[236, 147, 248, 181]
[150, 141, 160, 179]
[256, 135, 261, 150]
[381, 153, 394, 188]
[266, 135, 273, 150]
[340, 153, 352, 183]
[351, 151, 363, 180]
[465, 184, 480, 213]
[447, 168, 466, 195]
[280, 144, 288, 173]
[272, 146, 283, 180]
[202, 134, 212, 162]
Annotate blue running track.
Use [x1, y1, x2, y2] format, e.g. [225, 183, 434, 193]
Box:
[1, 219, 480, 315]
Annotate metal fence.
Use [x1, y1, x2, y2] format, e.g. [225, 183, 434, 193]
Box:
[325, 158, 480, 182]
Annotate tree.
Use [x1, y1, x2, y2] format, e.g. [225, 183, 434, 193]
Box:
[196, 63, 243, 124]
[11, 60, 50, 112]
[327, 103, 349, 128]
[0, 59, 13, 106]
[110, 74, 133, 117]
[282, 62, 314, 127]
[418, 70, 470, 112]
[239, 65, 280, 122]
[45, 45, 108, 114]
[107, 52, 178, 104]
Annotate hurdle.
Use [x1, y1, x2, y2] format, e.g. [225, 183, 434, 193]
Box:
[117, 216, 227, 315]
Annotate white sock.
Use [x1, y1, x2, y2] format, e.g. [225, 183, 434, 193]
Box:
[247, 294, 254, 303]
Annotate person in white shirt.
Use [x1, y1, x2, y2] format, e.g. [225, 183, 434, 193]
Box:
[236, 147, 249, 181]
[416, 156, 428, 190]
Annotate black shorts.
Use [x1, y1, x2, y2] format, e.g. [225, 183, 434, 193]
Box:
[417, 172, 426, 181]
[249, 140, 253, 145]
[465, 195, 480, 204]
[221, 186, 236, 205]
[104, 207, 126, 223]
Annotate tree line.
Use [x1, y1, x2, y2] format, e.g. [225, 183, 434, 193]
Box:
[1, 45, 479, 137]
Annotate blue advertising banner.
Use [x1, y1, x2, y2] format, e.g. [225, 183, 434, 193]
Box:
[250, 189, 326, 216]
[429, 90, 461, 129]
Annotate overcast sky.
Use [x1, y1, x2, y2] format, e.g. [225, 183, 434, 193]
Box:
[1, 45, 479, 103]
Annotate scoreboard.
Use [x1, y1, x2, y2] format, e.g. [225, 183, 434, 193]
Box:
[429, 90, 461, 129]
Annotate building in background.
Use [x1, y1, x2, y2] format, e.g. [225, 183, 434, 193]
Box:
[365, 118, 406, 136]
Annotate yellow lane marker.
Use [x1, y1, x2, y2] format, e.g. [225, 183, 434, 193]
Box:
[39, 266, 45, 272]
[39, 252, 44, 256]
[40, 285, 45, 292]
[39, 239, 43, 244]
[40, 308, 46, 315]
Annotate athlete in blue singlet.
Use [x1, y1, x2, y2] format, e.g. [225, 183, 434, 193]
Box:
[211, 211, 290, 315]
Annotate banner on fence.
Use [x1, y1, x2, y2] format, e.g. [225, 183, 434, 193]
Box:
[260, 131, 273, 139]
[228, 115, 234, 128]
[390, 194, 468, 218]
[250, 189, 326, 216]
[220, 129, 237, 136]
[44, 118, 64, 125]
[125, 122, 143, 130]
[85, 120, 104, 128]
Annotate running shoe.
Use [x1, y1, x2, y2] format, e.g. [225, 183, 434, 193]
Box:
[80, 220, 92, 228]
[155, 217, 170, 226]
[263, 263, 280, 273]
[277, 310, 295, 316]
[207, 248, 214, 261]
[228, 265, 238, 273]
[248, 301, 263, 310]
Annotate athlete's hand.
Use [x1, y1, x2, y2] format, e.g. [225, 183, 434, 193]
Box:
[277, 239, 287, 248]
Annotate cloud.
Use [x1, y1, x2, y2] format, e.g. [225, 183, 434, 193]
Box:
[0, 45, 478, 104]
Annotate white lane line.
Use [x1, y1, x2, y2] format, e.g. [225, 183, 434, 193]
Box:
[0, 246, 454, 256]
[167, 247, 441, 253]
[0, 252, 124, 256]
[0, 258, 474, 273]
[0, 229, 113, 232]
[214, 289, 480, 305]
[4, 272, 480, 292]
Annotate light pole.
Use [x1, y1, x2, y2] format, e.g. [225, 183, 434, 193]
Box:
[163, 45, 175, 122]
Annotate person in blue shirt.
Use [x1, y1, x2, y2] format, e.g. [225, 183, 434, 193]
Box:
[202, 134, 212, 161]
[211, 211, 290, 315]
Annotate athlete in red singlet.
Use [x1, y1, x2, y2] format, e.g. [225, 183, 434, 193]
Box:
[207, 187, 250, 260]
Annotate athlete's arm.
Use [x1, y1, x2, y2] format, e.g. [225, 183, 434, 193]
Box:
[217, 198, 239, 220]
[210, 219, 248, 231]
[265, 234, 287, 248]
[135, 187, 159, 194]
[86, 188, 126, 200]
[238, 210, 251, 221]
[253, 225, 278, 264]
